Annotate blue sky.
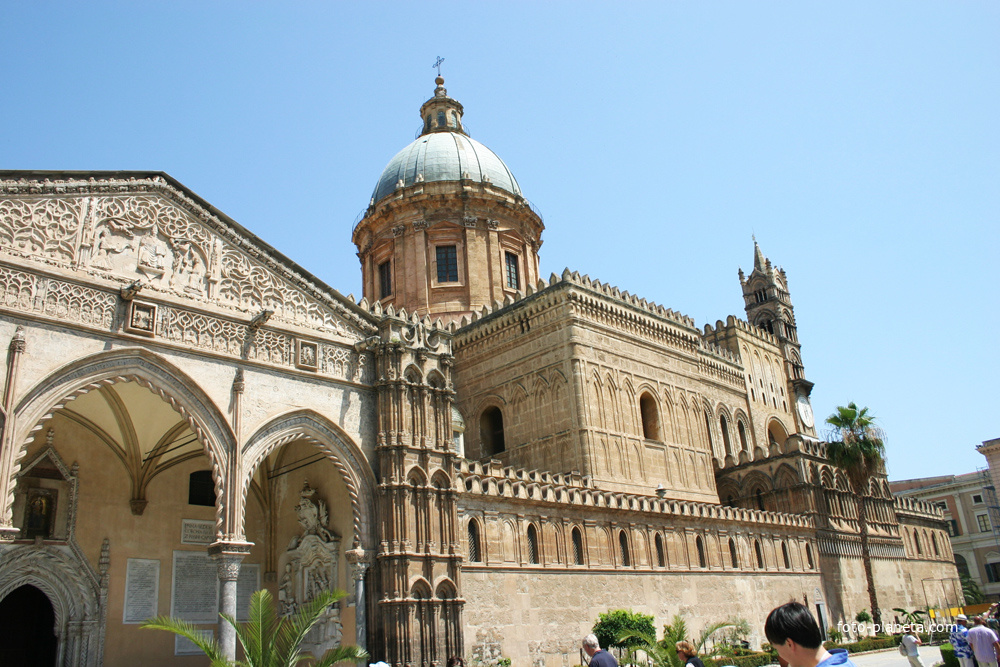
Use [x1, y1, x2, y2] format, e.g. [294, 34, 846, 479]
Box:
[3, 2, 997, 481]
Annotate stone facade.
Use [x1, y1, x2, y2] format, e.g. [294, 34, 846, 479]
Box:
[0, 77, 959, 667]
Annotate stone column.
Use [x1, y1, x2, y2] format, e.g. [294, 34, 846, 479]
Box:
[346, 547, 371, 658]
[0, 327, 26, 540]
[209, 541, 252, 661]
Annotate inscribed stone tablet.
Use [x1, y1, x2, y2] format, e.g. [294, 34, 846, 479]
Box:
[181, 519, 215, 545]
[171, 551, 219, 623]
[236, 564, 261, 622]
[123, 558, 159, 623]
[175, 629, 214, 656]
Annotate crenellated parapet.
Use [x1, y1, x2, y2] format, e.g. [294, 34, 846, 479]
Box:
[893, 495, 944, 520]
[457, 458, 813, 529]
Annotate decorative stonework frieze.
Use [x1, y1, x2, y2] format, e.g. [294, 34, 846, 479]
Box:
[0, 265, 117, 329]
[0, 178, 377, 338]
[296, 339, 319, 371]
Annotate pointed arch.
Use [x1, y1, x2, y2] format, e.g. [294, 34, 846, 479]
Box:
[241, 409, 376, 548]
[10, 347, 234, 534]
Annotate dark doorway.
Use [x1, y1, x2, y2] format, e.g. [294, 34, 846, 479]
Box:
[0, 585, 57, 666]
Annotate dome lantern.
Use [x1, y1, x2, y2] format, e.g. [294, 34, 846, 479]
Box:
[419, 76, 466, 136]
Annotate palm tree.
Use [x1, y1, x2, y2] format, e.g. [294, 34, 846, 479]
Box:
[142, 588, 368, 667]
[825, 402, 887, 627]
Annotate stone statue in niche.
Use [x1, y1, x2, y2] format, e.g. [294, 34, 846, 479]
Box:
[169, 240, 206, 294]
[277, 481, 343, 654]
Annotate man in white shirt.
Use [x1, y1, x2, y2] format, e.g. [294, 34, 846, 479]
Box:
[968, 616, 1000, 667]
[901, 631, 924, 667]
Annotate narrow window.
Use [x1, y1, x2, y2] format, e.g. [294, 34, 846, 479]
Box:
[527, 524, 539, 564]
[914, 531, 922, 554]
[755, 489, 765, 511]
[572, 527, 584, 565]
[932, 533, 940, 557]
[468, 520, 481, 563]
[640, 392, 659, 440]
[696, 535, 706, 568]
[781, 542, 791, 569]
[754, 540, 764, 568]
[505, 251, 520, 290]
[655, 534, 666, 567]
[704, 411, 714, 450]
[436, 245, 459, 282]
[738, 421, 749, 452]
[480, 407, 505, 456]
[720, 415, 732, 456]
[378, 260, 392, 299]
[437, 110, 446, 128]
[729, 538, 739, 568]
[188, 470, 215, 506]
[619, 530, 631, 567]
[806, 543, 814, 569]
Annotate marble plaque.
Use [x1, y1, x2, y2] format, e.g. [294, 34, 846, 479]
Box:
[171, 551, 219, 623]
[175, 629, 214, 656]
[123, 558, 160, 623]
[236, 564, 261, 622]
[181, 519, 215, 545]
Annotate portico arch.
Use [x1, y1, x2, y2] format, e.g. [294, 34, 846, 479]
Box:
[6, 348, 235, 535]
[0, 543, 103, 666]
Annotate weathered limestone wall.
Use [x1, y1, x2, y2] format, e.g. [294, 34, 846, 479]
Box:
[462, 569, 823, 667]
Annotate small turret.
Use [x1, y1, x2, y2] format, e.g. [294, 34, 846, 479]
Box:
[419, 76, 467, 136]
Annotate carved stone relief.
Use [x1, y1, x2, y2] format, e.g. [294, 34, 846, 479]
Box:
[277, 482, 342, 655]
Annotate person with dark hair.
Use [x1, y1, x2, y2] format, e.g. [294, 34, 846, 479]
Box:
[676, 641, 705, 667]
[447, 657, 466, 667]
[764, 602, 856, 667]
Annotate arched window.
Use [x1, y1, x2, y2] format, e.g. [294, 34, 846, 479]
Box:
[696, 535, 706, 568]
[755, 488, 765, 511]
[480, 407, 505, 456]
[704, 411, 714, 451]
[781, 542, 791, 569]
[914, 530, 922, 555]
[619, 530, 631, 567]
[738, 421, 749, 452]
[955, 554, 971, 579]
[437, 110, 446, 128]
[932, 533, 940, 557]
[655, 533, 666, 567]
[806, 543, 814, 570]
[754, 540, 764, 569]
[729, 538, 739, 568]
[572, 527, 584, 565]
[188, 470, 215, 506]
[640, 392, 660, 440]
[468, 520, 482, 563]
[720, 415, 733, 456]
[526, 524, 539, 564]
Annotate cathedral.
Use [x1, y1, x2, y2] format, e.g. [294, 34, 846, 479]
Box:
[0, 76, 957, 666]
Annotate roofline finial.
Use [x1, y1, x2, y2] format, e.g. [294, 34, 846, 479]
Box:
[433, 56, 445, 77]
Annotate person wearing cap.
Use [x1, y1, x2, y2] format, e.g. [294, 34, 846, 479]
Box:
[950, 615, 974, 667]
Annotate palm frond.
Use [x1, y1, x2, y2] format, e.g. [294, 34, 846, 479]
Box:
[310, 644, 371, 667]
[230, 589, 278, 666]
[141, 615, 228, 664]
[276, 589, 345, 667]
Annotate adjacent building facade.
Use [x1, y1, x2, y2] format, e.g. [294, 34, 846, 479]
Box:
[0, 77, 957, 666]
[892, 438, 1000, 604]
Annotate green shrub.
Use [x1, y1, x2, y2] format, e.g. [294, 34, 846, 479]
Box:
[594, 609, 656, 650]
[704, 651, 776, 667]
[939, 644, 959, 667]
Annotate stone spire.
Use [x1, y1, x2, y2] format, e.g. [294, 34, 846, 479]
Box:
[753, 238, 767, 271]
[419, 76, 467, 136]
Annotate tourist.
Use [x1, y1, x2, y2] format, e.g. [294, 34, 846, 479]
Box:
[968, 616, 1000, 667]
[764, 602, 857, 667]
[447, 657, 465, 667]
[582, 633, 619, 667]
[900, 629, 924, 667]
[950, 615, 974, 667]
[676, 641, 706, 667]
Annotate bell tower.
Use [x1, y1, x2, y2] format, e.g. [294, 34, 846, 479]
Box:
[739, 240, 816, 434]
[352, 77, 544, 324]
